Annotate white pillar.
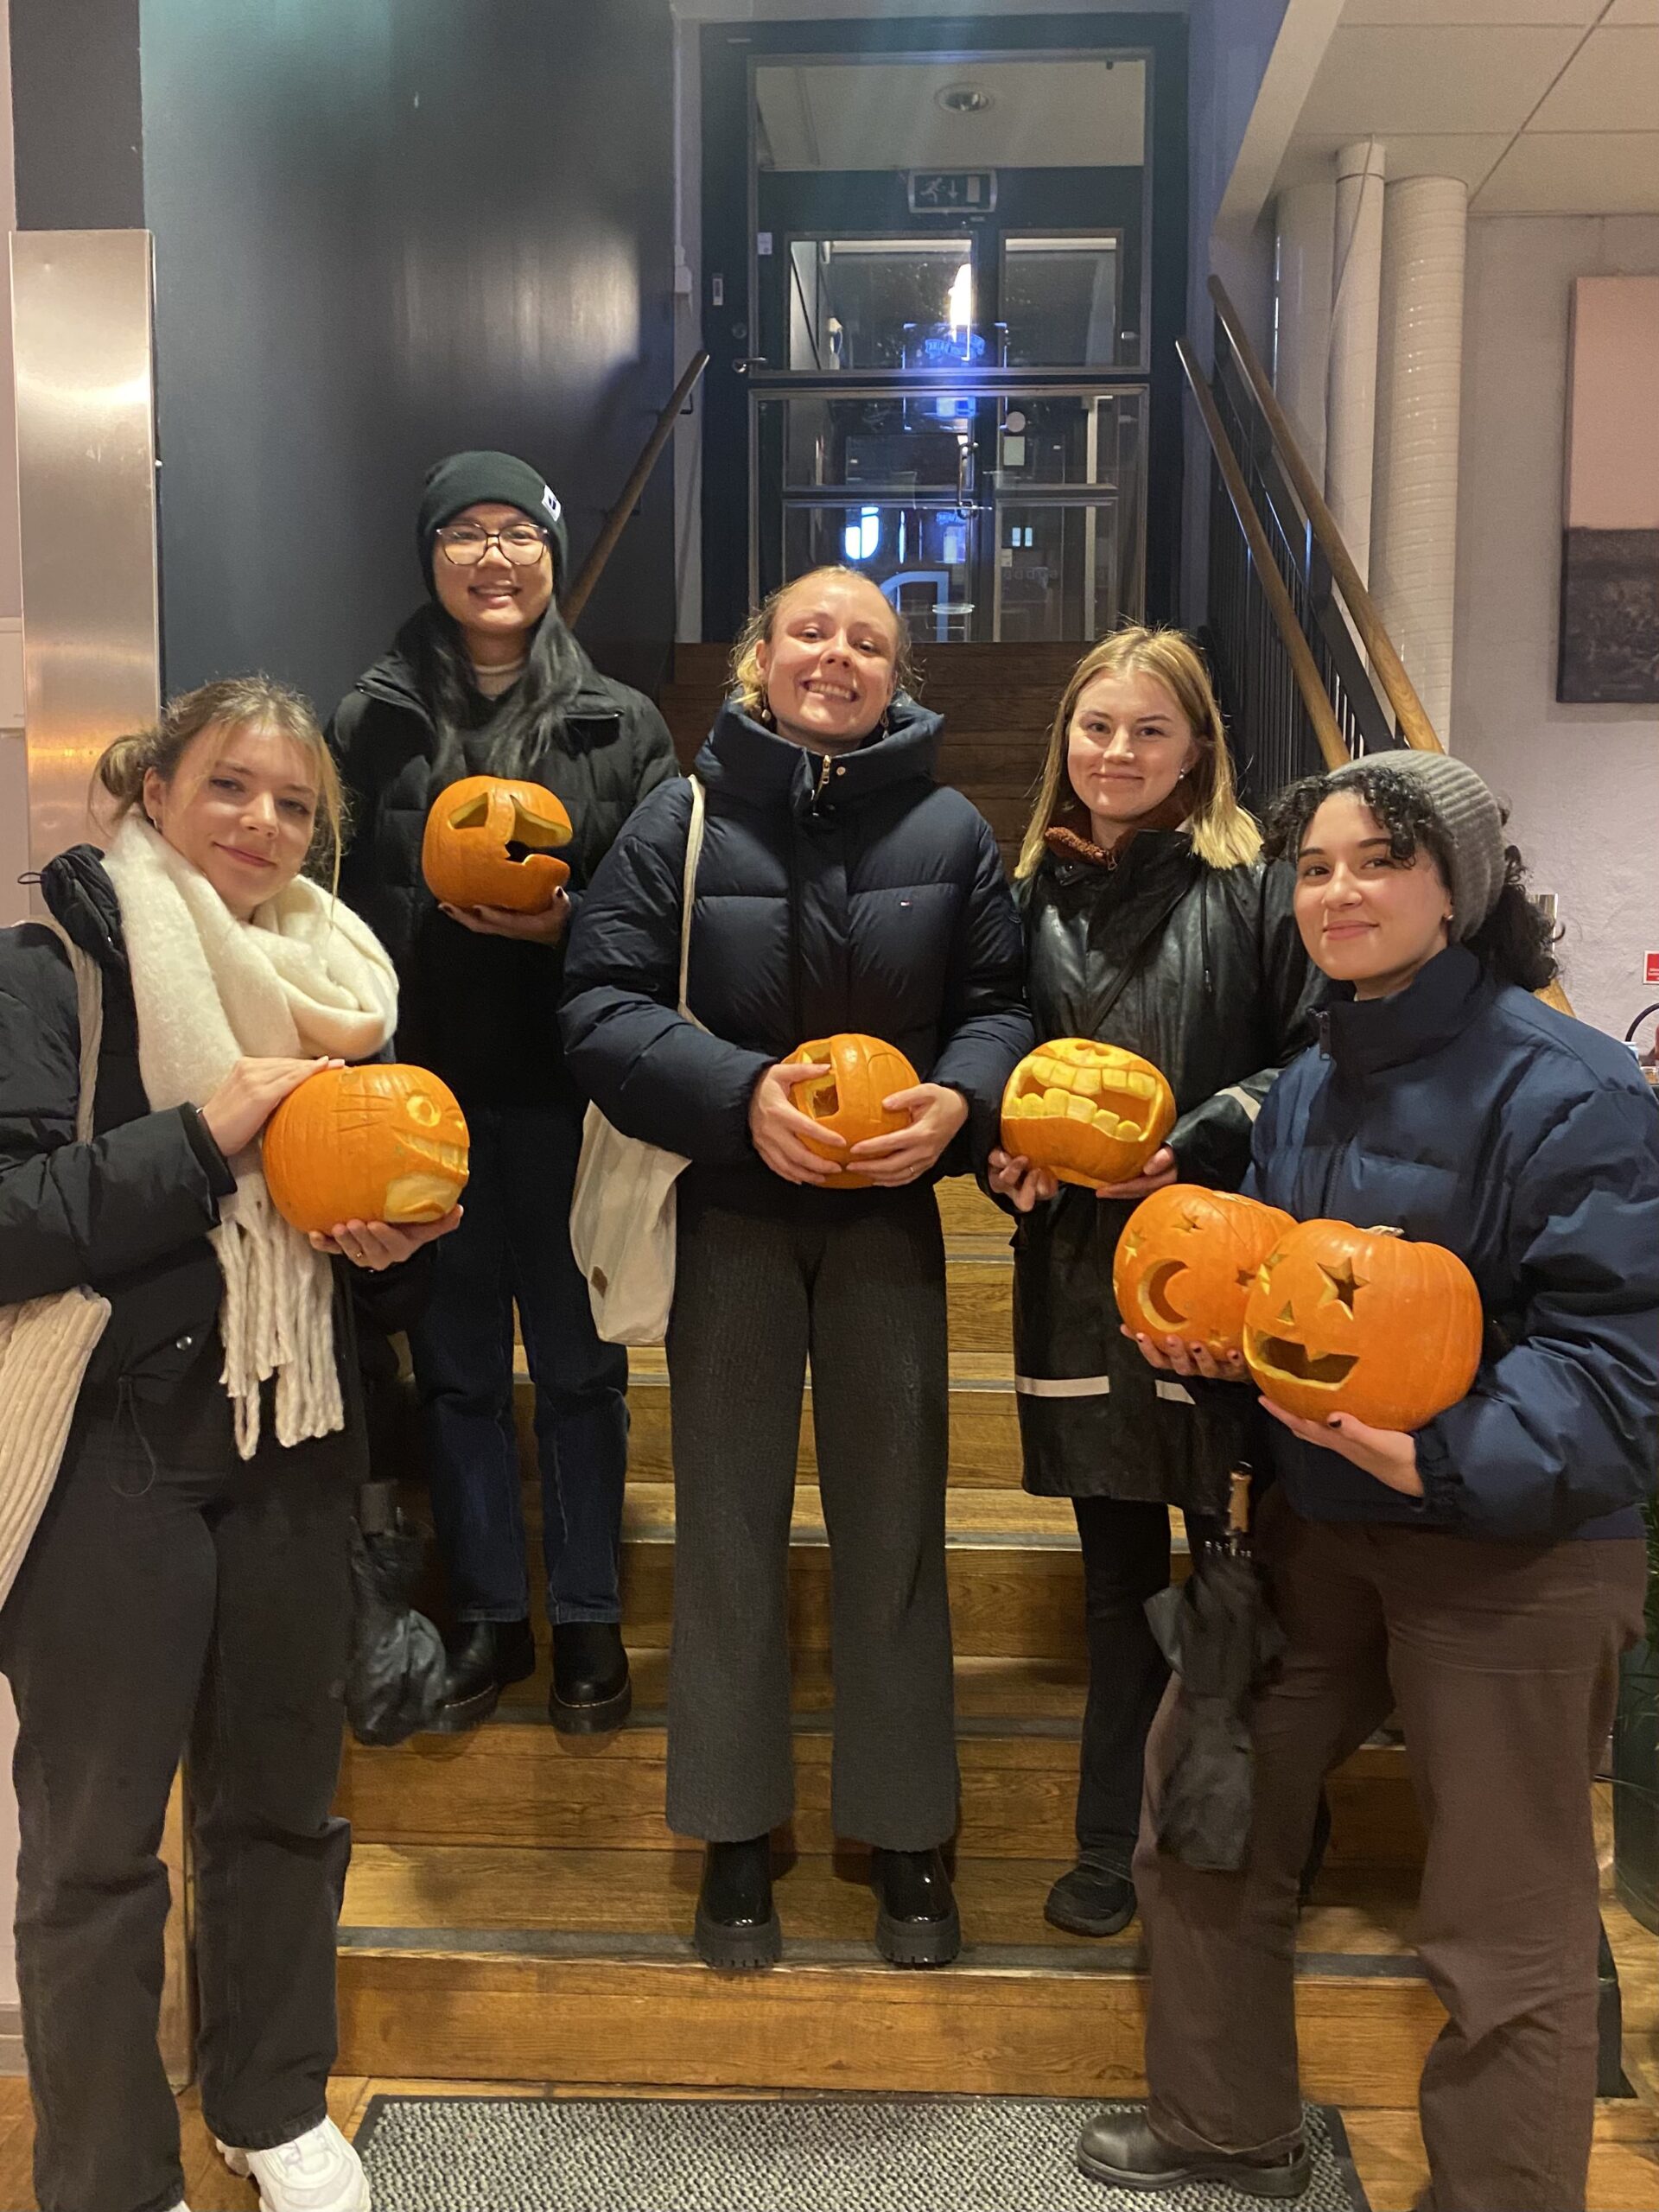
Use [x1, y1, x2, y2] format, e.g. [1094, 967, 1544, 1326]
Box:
[1326, 139, 1386, 587]
[1274, 176, 1335, 484]
[1371, 175, 1468, 746]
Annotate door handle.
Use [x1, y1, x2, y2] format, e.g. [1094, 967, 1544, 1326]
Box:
[733, 357, 769, 376]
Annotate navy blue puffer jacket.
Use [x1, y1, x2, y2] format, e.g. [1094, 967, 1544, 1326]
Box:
[561, 696, 1033, 1219]
[1248, 943, 1659, 1541]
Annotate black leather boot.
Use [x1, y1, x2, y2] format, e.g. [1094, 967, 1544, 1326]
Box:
[1077, 2111, 1310, 2199]
[694, 1838, 780, 1969]
[432, 1618, 537, 1733]
[548, 1622, 632, 1735]
[1044, 1857, 1137, 1938]
[870, 1846, 961, 1967]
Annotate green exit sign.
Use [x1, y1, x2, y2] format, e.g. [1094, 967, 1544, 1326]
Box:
[907, 170, 998, 215]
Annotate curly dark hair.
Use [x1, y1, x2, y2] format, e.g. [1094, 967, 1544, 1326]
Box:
[1262, 758, 1558, 995]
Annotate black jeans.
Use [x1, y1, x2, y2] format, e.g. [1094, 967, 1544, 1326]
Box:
[411, 1101, 629, 1624]
[1072, 1495, 1221, 1876]
[664, 1190, 959, 1848]
[0, 1386, 353, 2212]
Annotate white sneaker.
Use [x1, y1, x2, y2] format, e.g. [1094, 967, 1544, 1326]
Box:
[217, 2117, 371, 2211]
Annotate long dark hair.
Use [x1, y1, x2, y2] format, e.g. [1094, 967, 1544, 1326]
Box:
[408, 597, 588, 780]
[1263, 760, 1559, 994]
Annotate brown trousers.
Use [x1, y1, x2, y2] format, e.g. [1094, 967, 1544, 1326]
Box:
[1134, 1487, 1646, 2212]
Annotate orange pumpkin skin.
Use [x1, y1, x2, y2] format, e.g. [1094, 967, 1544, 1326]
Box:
[264, 1064, 470, 1235]
[783, 1033, 921, 1192]
[1001, 1039, 1176, 1190]
[1243, 1218, 1483, 1431]
[1114, 1186, 1296, 1358]
[422, 774, 573, 912]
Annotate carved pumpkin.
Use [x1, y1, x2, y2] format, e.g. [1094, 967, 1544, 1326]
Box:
[1114, 1186, 1295, 1357]
[1243, 1218, 1482, 1431]
[783, 1033, 920, 1191]
[264, 1064, 470, 1235]
[1001, 1039, 1176, 1189]
[422, 774, 573, 912]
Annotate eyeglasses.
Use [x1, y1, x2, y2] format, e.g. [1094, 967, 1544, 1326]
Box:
[436, 523, 550, 568]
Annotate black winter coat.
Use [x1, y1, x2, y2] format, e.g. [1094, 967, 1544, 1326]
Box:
[1246, 944, 1659, 1541]
[1013, 832, 1319, 1509]
[561, 697, 1033, 1222]
[0, 846, 425, 1459]
[328, 621, 678, 1112]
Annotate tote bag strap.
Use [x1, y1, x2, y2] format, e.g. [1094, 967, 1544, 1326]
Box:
[676, 776, 707, 1023]
[37, 919, 105, 1142]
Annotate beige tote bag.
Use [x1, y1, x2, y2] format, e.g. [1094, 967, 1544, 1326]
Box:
[0, 922, 111, 1608]
[569, 777, 708, 1347]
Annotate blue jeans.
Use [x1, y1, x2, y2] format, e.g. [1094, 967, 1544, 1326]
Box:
[410, 1103, 628, 1625]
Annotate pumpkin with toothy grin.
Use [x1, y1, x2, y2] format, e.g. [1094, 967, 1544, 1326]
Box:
[1001, 1039, 1175, 1189]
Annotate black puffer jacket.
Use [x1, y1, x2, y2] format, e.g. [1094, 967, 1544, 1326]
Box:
[0, 845, 426, 1453]
[1013, 832, 1319, 1509]
[328, 620, 677, 1111]
[561, 697, 1033, 1222]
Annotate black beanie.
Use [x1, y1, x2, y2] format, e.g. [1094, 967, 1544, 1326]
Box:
[416, 449, 569, 594]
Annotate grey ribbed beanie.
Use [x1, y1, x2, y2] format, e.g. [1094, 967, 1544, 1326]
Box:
[1331, 748, 1505, 939]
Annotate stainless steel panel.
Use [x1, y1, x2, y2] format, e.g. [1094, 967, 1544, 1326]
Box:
[11, 230, 160, 886]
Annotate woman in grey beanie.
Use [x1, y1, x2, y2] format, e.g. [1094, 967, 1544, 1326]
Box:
[1085, 750, 1659, 2211]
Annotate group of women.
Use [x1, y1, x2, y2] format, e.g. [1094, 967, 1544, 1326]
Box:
[0, 445, 1653, 2212]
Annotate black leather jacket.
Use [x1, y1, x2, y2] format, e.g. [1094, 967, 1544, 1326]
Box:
[1012, 832, 1319, 1507]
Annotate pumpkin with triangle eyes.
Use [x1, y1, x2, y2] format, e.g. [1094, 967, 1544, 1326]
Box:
[1001, 1039, 1176, 1189]
[783, 1033, 920, 1191]
[1114, 1186, 1295, 1358]
[264, 1064, 470, 1235]
[1242, 1218, 1482, 1431]
[422, 774, 573, 912]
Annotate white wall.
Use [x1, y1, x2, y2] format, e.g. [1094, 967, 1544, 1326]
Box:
[1452, 214, 1659, 1044]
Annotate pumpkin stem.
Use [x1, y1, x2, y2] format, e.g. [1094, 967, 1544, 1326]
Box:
[1364, 1225, 1404, 1237]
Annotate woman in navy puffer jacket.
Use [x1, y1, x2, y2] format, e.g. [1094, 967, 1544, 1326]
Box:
[1078, 748, 1659, 2212]
[563, 566, 1031, 1972]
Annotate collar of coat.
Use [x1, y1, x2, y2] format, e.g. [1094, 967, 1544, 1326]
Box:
[693, 694, 944, 815]
[1315, 942, 1491, 1076]
[38, 841, 129, 974]
[353, 612, 624, 728]
[1039, 823, 1199, 897]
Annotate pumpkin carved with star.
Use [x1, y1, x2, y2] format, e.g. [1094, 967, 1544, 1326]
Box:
[422, 774, 573, 912]
[783, 1033, 921, 1191]
[1242, 1218, 1482, 1431]
[1001, 1039, 1176, 1189]
[264, 1064, 470, 1235]
[1114, 1186, 1295, 1358]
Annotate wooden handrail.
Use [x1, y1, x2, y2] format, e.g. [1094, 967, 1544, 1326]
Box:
[563, 349, 710, 628]
[1176, 335, 1348, 772]
[1208, 276, 1441, 754]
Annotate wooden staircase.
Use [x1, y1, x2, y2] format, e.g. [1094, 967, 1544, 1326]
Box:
[334, 1164, 1441, 2100]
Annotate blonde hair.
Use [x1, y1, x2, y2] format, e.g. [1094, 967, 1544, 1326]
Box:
[92, 674, 347, 891]
[728, 565, 917, 721]
[1014, 626, 1261, 880]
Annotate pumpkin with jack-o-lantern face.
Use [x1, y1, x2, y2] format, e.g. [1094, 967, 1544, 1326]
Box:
[422, 774, 573, 912]
[1242, 1218, 1482, 1432]
[783, 1033, 920, 1191]
[1115, 1186, 1295, 1358]
[1001, 1039, 1176, 1190]
[264, 1064, 470, 1235]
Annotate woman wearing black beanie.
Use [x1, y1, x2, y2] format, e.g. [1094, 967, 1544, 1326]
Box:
[329, 449, 677, 1732]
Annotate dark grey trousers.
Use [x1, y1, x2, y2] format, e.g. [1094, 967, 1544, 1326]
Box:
[664, 1189, 959, 1848]
[0, 1389, 353, 2212]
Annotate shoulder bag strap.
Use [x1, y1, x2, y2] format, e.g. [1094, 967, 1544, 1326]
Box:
[676, 776, 707, 1024]
[37, 920, 105, 1143]
[1084, 868, 1198, 1041]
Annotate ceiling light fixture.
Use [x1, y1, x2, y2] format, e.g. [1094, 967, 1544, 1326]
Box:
[936, 84, 994, 117]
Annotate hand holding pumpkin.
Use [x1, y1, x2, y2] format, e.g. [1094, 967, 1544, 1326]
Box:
[845, 1084, 969, 1186]
[439, 890, 570, 944]
[200, 1055, 346, 1159]
[1127, 1328, 1248, 1383]
[750, 1060, 846, 1185]
[307, 1208, 463, 1271]
[988, 1147, 1059, 1212]
[1261, 1401, 1424, 1497]
[1092, 1144, 1179, 1202]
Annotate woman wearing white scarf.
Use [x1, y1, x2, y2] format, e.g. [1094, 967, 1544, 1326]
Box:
[0, 677, 457, 2212]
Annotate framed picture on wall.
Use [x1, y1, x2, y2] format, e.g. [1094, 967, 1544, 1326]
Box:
[1558, 276, 1659, 705]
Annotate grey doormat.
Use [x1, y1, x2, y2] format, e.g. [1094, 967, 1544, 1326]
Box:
[354, 2094, 1370, 2211]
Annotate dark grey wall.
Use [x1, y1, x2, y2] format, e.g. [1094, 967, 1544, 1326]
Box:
[11, 0, 145, 230]
[11, 0, 677, 712]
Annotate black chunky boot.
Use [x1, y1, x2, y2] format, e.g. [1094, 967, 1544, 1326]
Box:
[694, 1837, 781, 1969]
[1044, 1856, 1137, 1938]
[1077, 2111, 1310, 2199]
[431, 1618, 536, 1733]
[870, 1846, 961, 1967]
[548, 1622, 632, 1735]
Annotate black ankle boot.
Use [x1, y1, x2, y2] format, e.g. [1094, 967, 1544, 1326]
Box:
[433, 1618, 537, 1734]
[1077, 2111, 1310, 2200]
[694, 1838, 780, 1970]
[549, 1622, 631, 1735]
[1044, 1857, 1137, 1938]
[870, 1846, 961, 1967]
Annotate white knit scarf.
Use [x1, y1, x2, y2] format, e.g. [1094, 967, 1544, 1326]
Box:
[103, 815, 399, 1458]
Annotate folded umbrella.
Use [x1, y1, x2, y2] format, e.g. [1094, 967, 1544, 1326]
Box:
[346, 1478, 449, 1747]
